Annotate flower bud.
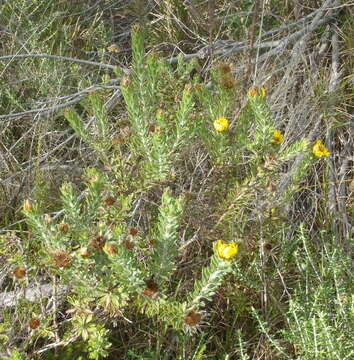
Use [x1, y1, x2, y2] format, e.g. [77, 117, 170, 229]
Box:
[78, 247, 92, 258]
[23, 199, 33, 212]
[59, 223, 70, 233]
[248, 87, 258, 98]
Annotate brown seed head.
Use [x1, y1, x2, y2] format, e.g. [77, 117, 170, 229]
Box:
[52, 251, 73, 268]
[107, 44, 120, 53]
[184, 311, 202, 327]
[148, 124, 156, 134]
[218, 62, 232, 74]
[122, 239, 135, 250]
[129, 227, 139, 236]
[266, 182, 276, 192]
[90, 236, 106, 250]
[106, 243, 118, 255]
[28, 318, 40, 329]
[143, 279, 159, 298]
[59, 223, 70, 233]
[264, 243, 273, 251]
[121, 76, 131, 87]
[221, 75, 236, 91]
[104, 196, 116, 206]
[112, 137, 125, 146]
[14, 266, 26, 279]
[44, 214, 53, 224]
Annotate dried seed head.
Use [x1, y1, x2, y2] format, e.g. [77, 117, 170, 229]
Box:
[220, 75, 236, 91]
[112, 137, 125, 146]
[13, 266, 26, 279]
[59, 223, 70, 233]
[184, 83, 193, 93]
[106, 243, 118, 255]
[122, 239, 135, 250]
[28, 318, 40, 329]
[218, 62, 232, 74]
[148, 239, 156, 248]
[143, 279, 159, 298]
[129, 227, 138, 236]
[184, 311, 202, 327]
[52, 251, 73, 268]
[266, 182, 276, 192]
[90, 236, 106, 250]
[104, 196, 116, 206]
[264, 243, 273, 251]
[121, 76, 131, 87]
[148, 124, 156, 134]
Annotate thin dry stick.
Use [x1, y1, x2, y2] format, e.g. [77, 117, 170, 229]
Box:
[327, 24, 345, 243]
[0, 53, 121, 70]
[0, 83, 121, 121]
[246, 0, 261, 83]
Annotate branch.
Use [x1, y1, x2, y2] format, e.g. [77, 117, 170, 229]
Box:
[0, 82, 121, 121]
[0, 53, 122, 71]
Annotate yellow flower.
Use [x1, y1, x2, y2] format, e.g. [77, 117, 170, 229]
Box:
[213, 117, 229, 132]
[312, 140, 330, 158]
[215, 240, 238, 260]
[259, 87, 267, 98]
[272, 129, 284, 145]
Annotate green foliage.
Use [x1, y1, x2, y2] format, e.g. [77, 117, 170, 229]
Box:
[281, 227, 353, 360]
[187, 255, 233, 311]
[9, 350, 27, 360]
[1, 3, 353, 359]
[120, 27, 197, 181]
[150, 188, 183, 284]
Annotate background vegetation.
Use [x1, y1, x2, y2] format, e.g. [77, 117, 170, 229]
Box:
[0, 1, 353, 359]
